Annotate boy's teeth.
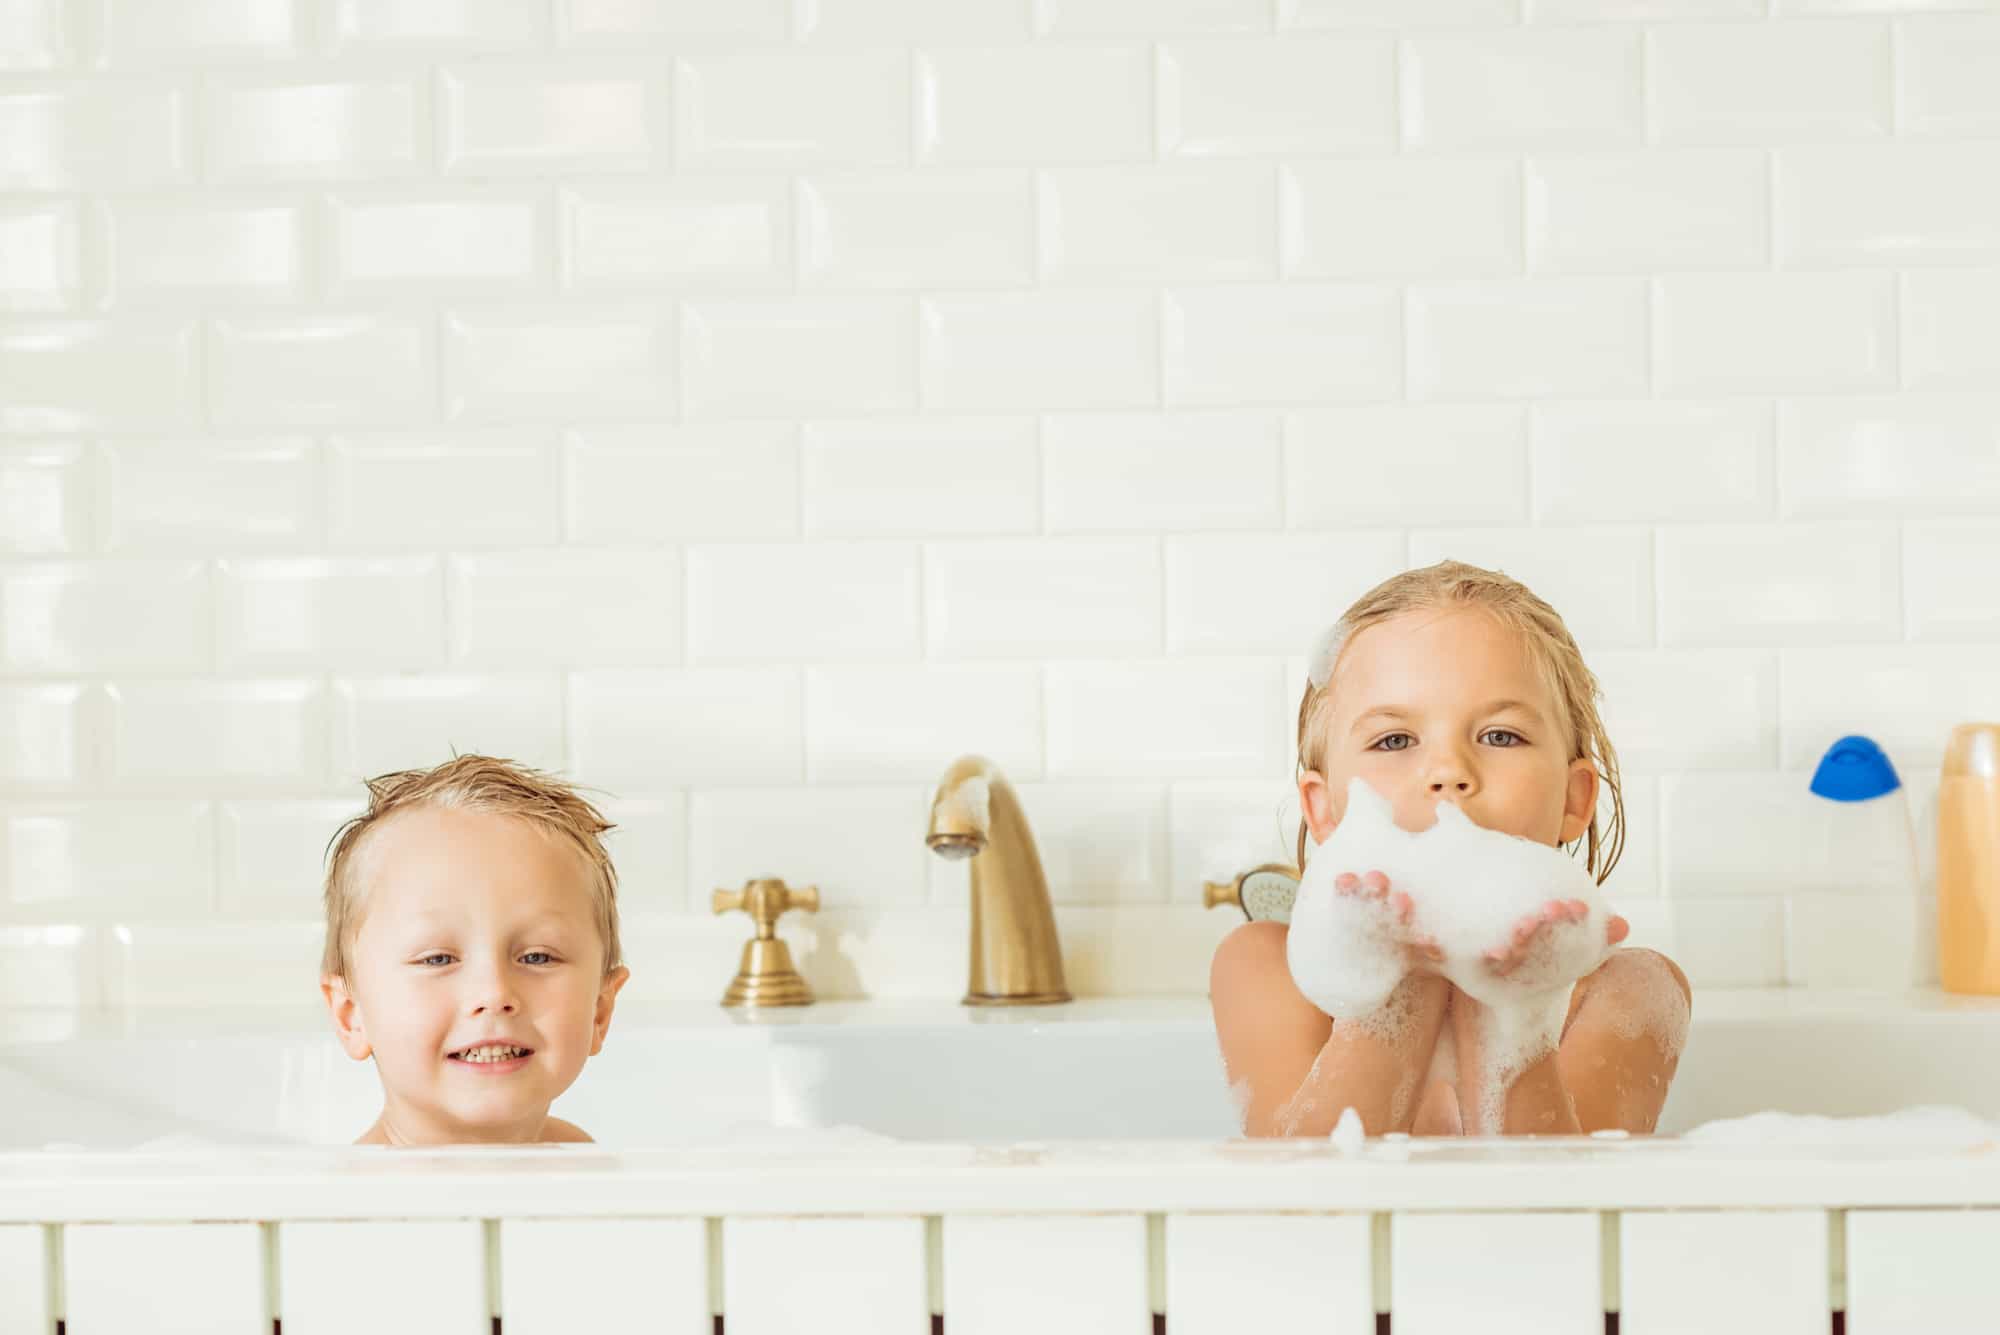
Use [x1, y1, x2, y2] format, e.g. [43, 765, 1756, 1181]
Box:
[456, 1045, 527, 1063]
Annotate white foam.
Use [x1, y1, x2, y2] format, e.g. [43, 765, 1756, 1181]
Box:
[1273, 1042, 1337, 1137]
[1330, 1106, 1365, 1152]
[1287, 776, 1614, 1133]
[1306, 623, 1347, 689]
[1682, 1106, 2000, 1149]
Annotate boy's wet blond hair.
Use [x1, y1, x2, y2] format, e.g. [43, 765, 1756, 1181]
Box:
[1295, 560, 1626, 885]
[320, 754, 622, 979]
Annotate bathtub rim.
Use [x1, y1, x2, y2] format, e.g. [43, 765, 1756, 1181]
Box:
[3, 1134, 1999, 1222]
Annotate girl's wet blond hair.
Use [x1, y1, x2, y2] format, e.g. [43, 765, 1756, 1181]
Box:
[1295, 560, 1626, 885]
[320, 754, 622, 979]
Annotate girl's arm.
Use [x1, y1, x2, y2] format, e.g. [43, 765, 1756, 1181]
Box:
[1447, 991, 1583, 1135]
[1452, 946, 1691, 1135]
[1210, 921, 1451, 1137]
[1556, 947, 1692, 1134]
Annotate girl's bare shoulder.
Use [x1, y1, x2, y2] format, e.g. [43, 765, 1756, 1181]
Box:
[1210, 919, 1288, 991]
[1209, 920, 1324, 1019]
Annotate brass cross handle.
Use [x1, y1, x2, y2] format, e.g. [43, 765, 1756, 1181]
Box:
[711, 878, 819, 1007]
[712, 878, 820, 937]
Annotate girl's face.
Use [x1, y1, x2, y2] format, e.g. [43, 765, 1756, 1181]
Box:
[1299, 608, 1599, 851]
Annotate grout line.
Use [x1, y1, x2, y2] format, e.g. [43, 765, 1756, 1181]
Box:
[925, 1216, 944, 1318]
[1146, 1214, 1166, 1317]
[1600, 1211, 1621, 1316]
[46, 1223, 64, 1332]
[1371, 1212, 1392, 1315]
[262, 1221, 281, 1330]
[484, 1219, 502, 1323]
[706, 1218, 724, 1321]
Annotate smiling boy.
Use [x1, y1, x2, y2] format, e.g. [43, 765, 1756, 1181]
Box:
[319, 756, 631, 1146]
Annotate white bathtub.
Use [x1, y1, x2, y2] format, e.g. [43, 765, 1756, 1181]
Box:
[3, 992, 1999, 1335]
[3, 991, 1999, 1148]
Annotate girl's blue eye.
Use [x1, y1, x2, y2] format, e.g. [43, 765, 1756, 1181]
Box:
[520, 951, 554, 966]
[417, 953, 454, 967]
[1370, 730, 1525, 752]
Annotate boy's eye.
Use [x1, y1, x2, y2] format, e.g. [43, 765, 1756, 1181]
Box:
[520, 951, 555, 966]
[1482, 729, 1525, 746]
[1370, 733, 1413, 752]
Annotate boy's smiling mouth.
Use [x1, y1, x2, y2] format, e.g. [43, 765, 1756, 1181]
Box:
[448, 1043, 535, 1065]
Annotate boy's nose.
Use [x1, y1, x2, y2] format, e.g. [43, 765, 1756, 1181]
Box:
[463, 972, 520, 1015]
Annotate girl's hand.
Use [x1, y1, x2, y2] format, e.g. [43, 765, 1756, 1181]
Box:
[1483, 899, 1631, 978]
[1333, 870, 1447, 971]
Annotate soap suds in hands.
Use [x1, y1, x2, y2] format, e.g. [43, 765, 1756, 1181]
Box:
[1287, 777, 1615, 1135]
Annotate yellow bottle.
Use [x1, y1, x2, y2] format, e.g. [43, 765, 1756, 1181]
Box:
[1938, 722, 2000, 994]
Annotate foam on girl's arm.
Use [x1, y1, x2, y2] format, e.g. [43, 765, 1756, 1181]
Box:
[1558, 949, 1692, 1134]
[1211, 921, 1449, 1137]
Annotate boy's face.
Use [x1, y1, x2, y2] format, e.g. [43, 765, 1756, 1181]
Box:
[1300, 608, 1598, 849]
[322, 805, 628, 1145]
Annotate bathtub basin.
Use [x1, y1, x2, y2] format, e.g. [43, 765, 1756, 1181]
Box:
[3, 990, 1998, 1149]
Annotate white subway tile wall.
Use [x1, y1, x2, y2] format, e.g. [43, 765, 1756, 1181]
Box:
[1, 2, 1996, 1005]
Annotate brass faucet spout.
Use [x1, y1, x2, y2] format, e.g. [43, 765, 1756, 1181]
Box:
[926, 755, 1071, 1006]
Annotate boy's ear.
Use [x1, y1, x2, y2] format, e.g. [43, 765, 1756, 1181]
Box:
[1559, 758, 1600, 846]
[1297, 770, 1339, 846]
[321, 975, 372, 1061]
[589, 966, 630, 1056]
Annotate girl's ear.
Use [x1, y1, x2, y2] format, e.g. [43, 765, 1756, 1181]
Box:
[1297, 770, 1339, 845]
[1559, 758, 1600, 846]
[322, 975, 372, 1062]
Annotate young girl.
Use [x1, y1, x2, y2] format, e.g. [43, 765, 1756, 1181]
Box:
[1211, 561, 1691, 1138]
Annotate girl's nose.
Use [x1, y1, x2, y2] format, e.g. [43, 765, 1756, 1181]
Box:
[1426, 758, 1476, 794]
